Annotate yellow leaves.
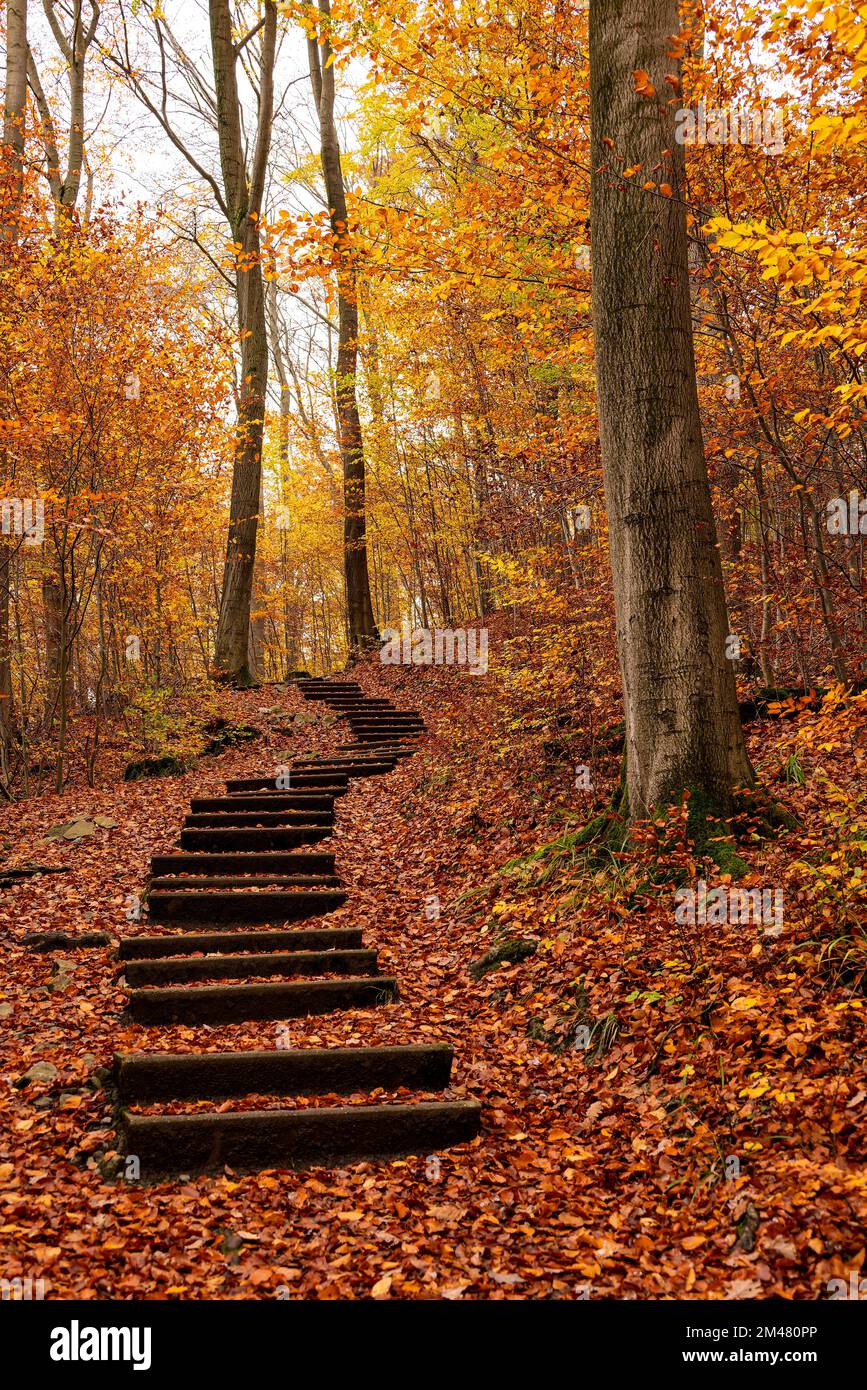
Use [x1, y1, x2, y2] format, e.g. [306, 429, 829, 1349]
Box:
[632, 69, 656, 98]
[622, 164, 641, 177]
[739, 1073, 770, 1099]
[729, 995, 763, 1012]
[808, 114, 867, 151]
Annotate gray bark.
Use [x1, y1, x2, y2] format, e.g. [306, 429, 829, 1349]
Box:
[1, 0, 28, 740]
[589, 0, 754, 819]
[210, 0, 277, 682]
[307, 0, 378, 652]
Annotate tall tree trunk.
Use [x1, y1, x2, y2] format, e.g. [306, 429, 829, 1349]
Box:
[1, 0, 28, 744]
[307, 1, 379, 653]
[3, 0, 27, 210]
[210, 0, 276, 683]
[589, 0, 754, 822]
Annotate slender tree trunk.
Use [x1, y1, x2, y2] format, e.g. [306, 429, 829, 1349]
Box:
[3, 0, 27, 209]
[307, 1, 378, 653]
[0, 0, 28, 743]
[210, 0, 276, 683]
[589, 0, 754, 821]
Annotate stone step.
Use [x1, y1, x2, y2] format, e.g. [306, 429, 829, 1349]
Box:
[184, 811, 329, 829]
[123, 947, 378, 987]
[336, 744, 415, 757]
[150, 875, 341, 893]
[186, 808, 334, 827]
[184, 811, 337, 828]
[178, 827, 331, 852]
[128, 975, 398, 1024]
[290, 761, 395, 776]
[299, 678, 361, 687]
[151, 851, 336, 877]
[291, 757, 394, 769]
[121, 1099, 481, 1174]
[147, 886, 346, 924]
[118, 926, 363, 959]
[347, 717, 425, 728]
[190, 794, 334, 812]
[317, 693, 391, 702]
[300, 689, 361, 700]
[352, 731, 423, 743]
[346, 715, 424, 725]
[323, 702, 394, 711]
[226, 774, 349, 792]
[114, 1043, 454, 1102]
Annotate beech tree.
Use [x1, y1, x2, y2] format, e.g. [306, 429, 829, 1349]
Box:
[306, 0, 378, 652]
[1, 0, 28, 745]
[589, 0, 755, 825]
[110, 0, 278, 684]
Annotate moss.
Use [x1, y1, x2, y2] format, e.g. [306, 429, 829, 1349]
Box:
[123, 754, 193, 782]
[213, 665, 259, 690]
[469, 935, 539, 980]
[683, 786, 751, 879]
[201, 720, 261, 756]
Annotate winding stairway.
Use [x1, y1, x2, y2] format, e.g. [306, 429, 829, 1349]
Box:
[113, 678, 481, 1175]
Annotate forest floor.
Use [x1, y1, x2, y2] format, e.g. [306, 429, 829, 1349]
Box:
[1, 617, 865, 1299]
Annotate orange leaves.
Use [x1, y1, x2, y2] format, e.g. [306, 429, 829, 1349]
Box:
[632, 69, 656, 98]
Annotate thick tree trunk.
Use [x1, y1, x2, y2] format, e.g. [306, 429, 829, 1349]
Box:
[589, 0, 754, 821]
[308, 2, 379, 653]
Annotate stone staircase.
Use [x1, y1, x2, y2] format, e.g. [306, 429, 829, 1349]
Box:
[113, 678, 480, 1175]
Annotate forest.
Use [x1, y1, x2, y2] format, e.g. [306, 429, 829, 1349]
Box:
[0, 0, 864, 1336]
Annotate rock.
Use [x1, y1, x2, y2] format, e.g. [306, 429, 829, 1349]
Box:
[18, 1061, 58, 1086]
[735, 1202, 761, 1252]
[48, 962, 76, 992]
[23, 931, 111, 951]
[43, 814, 115, 841]
[469, 936, 539, 981]
[202, 721, 261, 756]
[44, 815, 96, 841]
[124, 754, 192, 782]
